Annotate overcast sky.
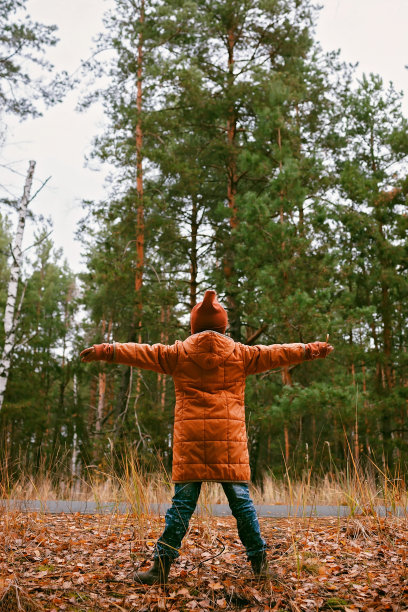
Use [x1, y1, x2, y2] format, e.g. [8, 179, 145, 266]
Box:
[1, 0, 408, 273]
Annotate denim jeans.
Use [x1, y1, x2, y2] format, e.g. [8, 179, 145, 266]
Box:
[155, 482, 266, 560]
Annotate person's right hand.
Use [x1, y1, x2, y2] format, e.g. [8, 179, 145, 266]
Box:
[80, 346, 97, 362]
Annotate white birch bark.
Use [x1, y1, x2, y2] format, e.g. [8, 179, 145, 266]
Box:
[71, 374, 80, 482]
[0, 160, 36, 411]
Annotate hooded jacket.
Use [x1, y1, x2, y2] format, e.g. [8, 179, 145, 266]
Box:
[93, 332, 321, 483]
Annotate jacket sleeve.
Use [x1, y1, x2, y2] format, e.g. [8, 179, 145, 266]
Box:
[93, 341, 180, 375]
[242, 342, 310, 376]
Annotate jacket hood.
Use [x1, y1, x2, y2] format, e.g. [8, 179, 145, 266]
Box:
[182, 331, 235, 370]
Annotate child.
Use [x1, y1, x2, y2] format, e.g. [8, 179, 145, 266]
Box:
[81, 290, 333, 585]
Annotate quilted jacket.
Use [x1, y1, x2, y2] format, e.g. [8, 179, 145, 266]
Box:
[93, 331, 318, 483]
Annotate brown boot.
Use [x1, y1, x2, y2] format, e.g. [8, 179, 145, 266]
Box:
[134, 556, 172, 585]
[250, 552, 272, 579]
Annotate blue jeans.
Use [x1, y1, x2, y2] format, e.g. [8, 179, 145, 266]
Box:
[155, 482, 266, 560]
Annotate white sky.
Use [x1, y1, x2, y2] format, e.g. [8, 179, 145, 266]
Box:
[1, 0, 408, 273]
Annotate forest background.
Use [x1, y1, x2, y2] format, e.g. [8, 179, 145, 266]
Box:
[1, 0, 407, 492]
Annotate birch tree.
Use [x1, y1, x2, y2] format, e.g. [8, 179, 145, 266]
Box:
[0, 160, 35, 411]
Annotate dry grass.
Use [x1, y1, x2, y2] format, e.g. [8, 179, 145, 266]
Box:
[2, 448, 407, 610]
[1, 457, 407, 514]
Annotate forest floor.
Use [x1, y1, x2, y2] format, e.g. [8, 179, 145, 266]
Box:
[0, 512, 407, 612]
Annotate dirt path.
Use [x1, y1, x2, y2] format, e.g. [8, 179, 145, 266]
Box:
[1, 500, 406, 517]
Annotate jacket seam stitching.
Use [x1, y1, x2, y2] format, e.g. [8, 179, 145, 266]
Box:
[168, 341, 180, 375]
[225, 365, 230, 474]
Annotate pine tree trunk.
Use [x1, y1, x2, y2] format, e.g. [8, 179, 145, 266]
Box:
[362, 362, 371, 454]
[350, 361, 355, 386]
[157, 305, 168, 411]
[89, 376, 97, 430]
[132, 0, 145, 423]
[226, 25, 238, 232]
[377, 217, 393, 454]
[96, 372, 106, 434]
[223, 23, 241, 341]
[0, 160, 35, 411]
[277, 128, 288, 288]
[281, 366, 292, 464]
[354, 406, 359, 464]
[381, 280, 393, 390]
[95, 319, 107, 434]
[189, 196, 198, 310]
[284, 424, 290, 465]
[135, 0, 145, 340]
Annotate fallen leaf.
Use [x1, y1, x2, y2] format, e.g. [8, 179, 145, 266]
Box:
[208, 581, 223, 590]
[216, 597, 227, 609]
[177, 587, 190, 596]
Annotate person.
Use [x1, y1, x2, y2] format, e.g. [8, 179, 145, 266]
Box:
[80, 290, 333, 585]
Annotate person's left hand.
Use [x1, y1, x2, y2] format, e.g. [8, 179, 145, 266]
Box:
[80, 346, 97, 362]
[307, 341, 334, 359]
[319, 342, 334, 357]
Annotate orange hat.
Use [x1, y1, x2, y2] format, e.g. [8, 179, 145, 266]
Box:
[190, 290, 228, 334]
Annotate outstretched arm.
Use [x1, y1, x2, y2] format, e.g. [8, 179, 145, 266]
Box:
[242, 341, 333, 376]
[80, 341, 180, 375]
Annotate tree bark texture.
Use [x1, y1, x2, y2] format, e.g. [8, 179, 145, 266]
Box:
[223, 23, 241, 341]
[96, 372, 106, 434]
[281, 366, 293, 464]
[135, 0, 145, 341]
[0, 160, 36, 411]
[157, 305, 169, 412]
[189, 197, 198, 310]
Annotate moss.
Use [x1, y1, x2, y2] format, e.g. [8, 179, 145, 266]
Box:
[324, 597, 349, 610]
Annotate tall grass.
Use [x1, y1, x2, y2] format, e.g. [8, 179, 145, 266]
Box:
[1, 448, 407, 513]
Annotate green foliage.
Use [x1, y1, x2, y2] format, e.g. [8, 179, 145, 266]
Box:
[73, 0, 408, 478]
[2, 1, 408, 481]
[0, 0, 66, 126]
[1, 229, 79, 474]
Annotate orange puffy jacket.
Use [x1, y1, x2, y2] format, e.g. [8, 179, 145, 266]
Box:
[93, 331, 327, 483]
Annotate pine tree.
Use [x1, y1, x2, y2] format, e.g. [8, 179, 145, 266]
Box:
[77, 0, 345, 474]
[330, 74, 408, 465]
[0, 228, 78, 473]
[75, 1, 408, 477]
[0, 0, 64, 123]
